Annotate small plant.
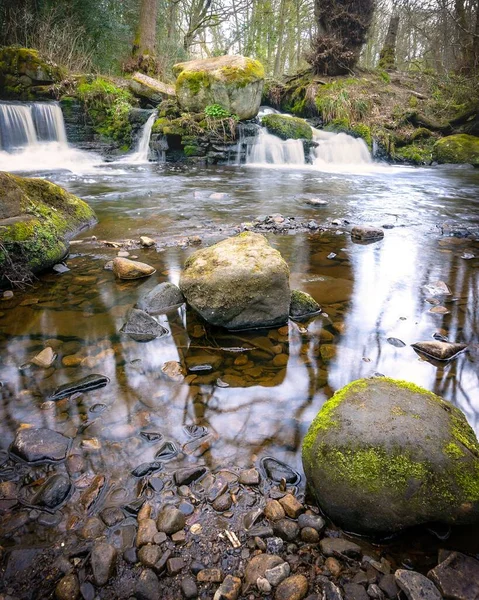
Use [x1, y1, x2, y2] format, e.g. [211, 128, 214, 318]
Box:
[204, 104, 231, 118]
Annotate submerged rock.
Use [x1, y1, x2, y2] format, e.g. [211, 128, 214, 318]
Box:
[48, 374, 110, 401]
[136, 282, 184, 314]
[351, 225, 384, 242]
[179, 232, 291, 330]
[31, 347, 56, 368]
[411, 341, 467, 361]
[302, 377, 479, 534]
[112, 257, 156, 280]
[29, 473, 71, 510]
[0, 172, 96, 280]
[121, 308, 168, 342]
[173, 55, 265, 120]
[289, 289, 321, 319]
[10, 428, 71, 464]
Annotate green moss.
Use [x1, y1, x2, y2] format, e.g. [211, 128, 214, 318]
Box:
[220, 59, 265, 87]
[444, 442, 465, 459]
[184, 145, 199, 157]
[394, 143, 433, 165]
[261, 114, 312, 141]
[176, 70, 211, 95]
[351, 123, 372, 147]
[433, 134, 479, 166]
[290, 289, 321, 318]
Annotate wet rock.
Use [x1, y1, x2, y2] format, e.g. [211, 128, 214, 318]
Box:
[156, 505, 185, 535]
[378, 575, 399, 599]
[124, 547, 138, 564]
[239, 467, 260, 485]
[290, 290, 321, 320]
[48, 374, 109, 401]
[167, 557, 185, 575]
[140, 236, 156, 247]
[121, 308, 168, 342]
[139, 544, 163, 568]
[264, 500, 286, 521]
[351, 226, 384, 242]
[275, 574, 309, 600]
[300, 527, 320, 543]
[174, 466, 208, 486]
[266, 536, 284, 554]
[179, 232, 291, 330]
[136, 569, 160, 600]
[273, 518, 300, 541]
[197, 568, 223, 583]
[101, 507, 124, 527]
[279, 494, 303, 518]
[428, 551, 479, 600]
[55, 573, 80, 600]
[317, 579, 343, 600]
[136, 519, 158, 547]
[325, 557, 342, 577]
[214, 575, 242, 600]
[394, 570, 442, 600]
[80, 516, 105, 539]
[265, 562, 291, 586]
[320, 538, 361, 557]
[10, 427, 71, 463]
[213, 493, 232, 512]
[80, 474, 106, 512]
[343, 583, 369, 600]
[91, 542, 117, 586]
[181, 576, 199, 599]
[367, 584, 385, 600]
[261, 457, 301, 484]
[297, 513, 325, 532]
[258, 577, 273, 593]
[245, 554, 284, 589]
[387, 337, 406, 348]
[112, 257, 156, 280]
[132, 461, 163, 478]
[162, 360, 186, 381]
[154, 440, 179, 461]
[30, 473, 71, 510]
[411, 341, 467, 361]
[303, 377, 479, 534]
[1, 510, 29, 535]
[136, 282, 185, 314]
[208, 476, 229, 502]
[31, 347, 56, 368]
[423, 281, 451, 296]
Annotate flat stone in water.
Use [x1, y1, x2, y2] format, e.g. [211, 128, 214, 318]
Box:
[154, 441, 178, 461]
[395, 569, 442, 600]
[183, 424, 208, 438]
[135, 282, 184, 315]
[260, 457, 301, 484]
[48, 374, 110, 401]
[121, 308, 168, 342]
[29, 473, 71, 510]
[132, 461, 163, 478]
[351, 225, 384, 242]
[387, 337, 406, 348]
[10, 428, 71, 464]
[411, 341, 467, 361]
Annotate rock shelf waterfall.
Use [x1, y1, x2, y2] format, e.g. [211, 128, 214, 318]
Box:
[311, 128, 372, 166]
[0, 101, 102, 173]
[124, 111, 157, 163]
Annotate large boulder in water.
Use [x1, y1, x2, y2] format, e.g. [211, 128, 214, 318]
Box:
[0, 172, 96, 284]
[179, 232, 291, 330]
[432, 134, 479, 166]
[173, 55, 264, 120]
[302, 377, 479, 535]
[261, 114, 312, 141]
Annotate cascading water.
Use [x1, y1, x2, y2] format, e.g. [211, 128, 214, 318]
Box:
[122, 111, 157, 163]
[246, 106, 373, 169]
[0, 101, 102, 173]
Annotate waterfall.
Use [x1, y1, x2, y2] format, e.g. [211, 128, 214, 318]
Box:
[0, 100, 102, 173]
[123, 111, 157, 163]
[248, 128, 306, 165]
[311, 128, 372, 165]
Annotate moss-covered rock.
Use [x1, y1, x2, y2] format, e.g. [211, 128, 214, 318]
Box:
[173, 55, 264, 120]
[302, 377, 479, 534]
[0, 47, 65, 100]
[179, 232, 291, 330]
[432, 134, 479, 166]
[290, 290, 321, 319]
[261, 114, 312, 141]
[0, 172, 96, 284]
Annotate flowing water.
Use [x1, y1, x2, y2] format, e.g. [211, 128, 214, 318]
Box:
[1, 105, 479, 572]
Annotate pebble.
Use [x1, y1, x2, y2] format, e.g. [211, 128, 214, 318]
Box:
[174, 466, 208, 486]
[167, 557, 185, 575]
[197, 568, 223, 583]
[245, 554, 284, 588]
[325, 557, 342, 577]
[172, 530, 186, 543]
[213, 575, 242, 600]
[320, 538, 361, 557]
[266, 537, 284, 554]
[3, 290, 14, 298]
[395, 570, 442, 600]
[31, 347, 56, 368]
[273, 518, 300, 542]
[55, 574, 80, 600]
[297, 514, 325, 532]
[275, 574, 309, 600]
[279, 494, 303, 518]
[181, 576, 198, 599]
[140, 236, 156, 247]
[136, 518, 158, 547]
[301, 527, 320, 543]
[156, 505, 185, 535]
[265, 561, 291, 586]
[257, 577, 272, 593]
[213, 493, 233, 512]
[239, 468, 260, 485]
[378, 575, 399, 599]
[139, 544, 163, 568]
[136, 569, 160, 600]
[265, 499, 286, 521]
[343, 582, 369, 600]
[351, 225, 384, 241]
[91, 542, 117, 586]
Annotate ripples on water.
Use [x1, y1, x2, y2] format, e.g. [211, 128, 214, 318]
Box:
[0, 161, 478, 558]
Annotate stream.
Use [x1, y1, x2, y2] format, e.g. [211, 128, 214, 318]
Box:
[1, 105, 479, 594]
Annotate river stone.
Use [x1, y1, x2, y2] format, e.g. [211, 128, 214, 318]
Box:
[179, 232, 290, 330]
[428, 551, 479, 600]
[302, 377, 479, 534]
[290, 290, 321, 320]
[30, 473, 71, 510]
[320, 538, 361, 557]
[411, 341, 467, 361]
[394, 570, 442, 600]
[55, 573, 80, 600]
[275, 574, 309, 600]
[136, 569, 160, 600]
[91, 542, 117, 586]
[10, 427, 71, 463]
[173, 55, 264, 120]
[156, 505, 185, 535]
[213, 575, 242, 600]
[121, 308, 167, 342]
[31, 347, 56, 368]
[245, 554, 284, 589]
[135, 282, 185, 314]
[351, 226, 384, 242]
[112, 257, 156, 280]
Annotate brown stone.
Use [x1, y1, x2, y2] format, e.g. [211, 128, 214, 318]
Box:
[264, 499, 285, 521]
[197, 568, 224, 583]
[275, 574, 309, 600]
[279, 494, 303, 519]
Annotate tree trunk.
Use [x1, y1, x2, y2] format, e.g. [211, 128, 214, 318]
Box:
[378, 14, 399, 69]
[133, 0, 158, 56]
[273, 0, 288, 77]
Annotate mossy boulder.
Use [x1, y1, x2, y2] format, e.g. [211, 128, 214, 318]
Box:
[179, 232, 291, 330]
[0, 47, 65, 100]
[290, 290, 321, 320]
[173, 55, 264, 121]
[302, 377, 479, 535]
[432, 134, 479, 166]
[261, 114, 312, 141]
[0, 172, 96, 283]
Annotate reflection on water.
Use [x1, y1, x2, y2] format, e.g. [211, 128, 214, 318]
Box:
[0, 163, 478, 556]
